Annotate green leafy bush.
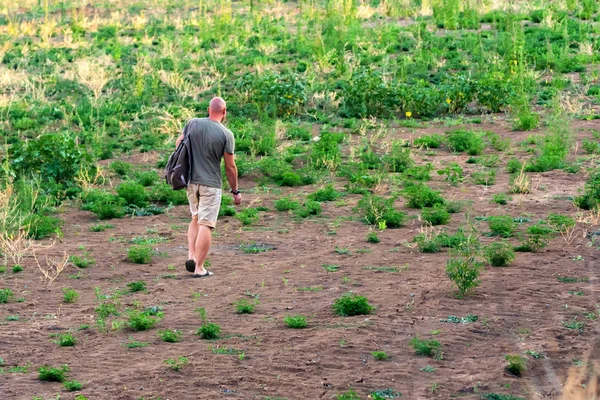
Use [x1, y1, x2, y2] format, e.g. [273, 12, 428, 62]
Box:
[197, 322, 221, 340]
[38, 365, 69, 382]
[402, 183, 446, 209]
[487, 216, 517, 238]
[0, 288, 14, 303]
[69, 255, 95, 269]
[284, 315, 307, 329]
[237, 208, 260, 225]
[492, 193, 511, 205]
[148, 183, 188, 205]
[63, 288, 79, 304]
[127, 245, 153, 264]
[410, 337, 442, 358]
[446, 247, 482, 296]
[116, 181, 149, 207]
[484, 242, 515, 267]
[127, 281, 146, 293]
[64, 380, 83, 391]
[110, 161, 133, 178]
[234, 299, 257, 314]
[414, 232, 442, 253]
[414, 134, 443, 149]
[355, 195, 406, 228]
[55, 333, 77, 347]
[505, 355, 527, 376]
[307, 185, 342, 202]
[339, 68, 398, 118]
[574, 169, 600, 210]
[332, 293, 374, 316]
[294, 200, 322, 218]
[127, 309, 163, 331]
[274, 197, 300, 211]
[446, 129, 485, 155]
[371, 351, 389, 361]
[136, 171, 159, 187]
[23, 214, 63, 240]
[421, 205, 451, 226]
[366, 231, 380, 243]
[158, 329, 182, 343]
[384, 141, 414, 173]
[514, 235, 548, 252]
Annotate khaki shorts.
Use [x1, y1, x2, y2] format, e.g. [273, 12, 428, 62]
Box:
[186, 184, 222, 228]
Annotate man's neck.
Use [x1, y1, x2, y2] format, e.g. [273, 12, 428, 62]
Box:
[208, 116, 223, 123]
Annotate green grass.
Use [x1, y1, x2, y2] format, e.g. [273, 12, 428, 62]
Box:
[284, 315, 308, 329]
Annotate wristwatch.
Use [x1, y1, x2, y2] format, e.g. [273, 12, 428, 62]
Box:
[231, 189, 241, 195]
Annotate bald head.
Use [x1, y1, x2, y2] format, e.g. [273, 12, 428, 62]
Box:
[209, 97, 226, 115]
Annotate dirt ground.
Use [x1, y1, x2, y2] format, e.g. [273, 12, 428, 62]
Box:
[1, 119, 599, 400]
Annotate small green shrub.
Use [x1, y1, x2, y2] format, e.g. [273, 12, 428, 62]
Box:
[284, 315, 308, 329]
[234, 299, 257, 314]
[402, 183, 446, 209]
[164, 356, 189, 372]
[514, 235, 548, 252]
[274, 197, 300, 211]
[307, 185, 342, 202]
[116, 181, 149, 207]
[446, 129, 485, 155]
[237, 208, 260, 225]
[506, 158, 522, 174]
[294, 200, 322, 218]
[505, 355, 527, 376]
[336, 389, 362, 400]
[90, 223, 114, 232]
[384, 141, 414, 172]
[38, 365, 69, 382]
[55, 333, 77, 347]
[127, 245, 153, 264]
[546, 214, 575, 232]
[197, 322, 221, 340]
[410, 337, 442, 358]
[110, 161, 133, 177]
[526, 224, 553, 235]
[371, 351, 389, 361]
[366, 231, 380, 243]
[0, 288, 14, 303]
[445, 200, 465, 214]
[421, 205, 451, 226]
[12, 265, 23, 273]
[127, 281, 147, 293]
[488, 216, 517, 238]
[158, 329, 183, 343]
[414, 232, 442, 253]
[64, 380, 83, 391]
[69, 255, 95, 268]
[471, 169, 496, 186]
[63, 288, 79, 304]
[127, 309, 163, 331]
[355, 194, 406, 228]
[492, 193, 511, 205]
[414, 134, 443, 149]
[483, 242, 515, 267]
[332, 293, 374, 316]
[148, 183, 188, 205]
[135, 171, 159, 187]
[23, 214, 63, 240]
[446, 248, 482, 296]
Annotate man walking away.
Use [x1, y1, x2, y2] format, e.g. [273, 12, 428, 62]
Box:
[175, 97, 242, 277]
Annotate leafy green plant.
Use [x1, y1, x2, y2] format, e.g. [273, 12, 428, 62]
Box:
[127, 281, 147, 293]
[414, 134, 443, 149]
[308, 185, 342, 202]
[158, 329, 182, 343]
[421, 205, 451, 226]
[197, 322, 221, 340]
[124, 337, 149, 349]
[336, 389, 362, 400]
[282, 314, 308, 329]
[514, 235, 548, 252]
[484, 242, 515, 267]
[11, 265, 23, 273]
[54, 333, 77, 347]
[64, 380, 83, 391]
[492, 193, 511, 205]
[0, 288, 14, 303]
[488, 216, 517, 238]
[505, 355, 527, 376]
[127, 245, 153, 264]
[240, 242, 272, 254]
[402, 183, 446, 209]
[332, 293, 374, 316]
[237, 208, 260, 225]
[355, 194, 406, 228]
[38, 365, 69, 382]
[234, 299, 257, 314]
[69, 254, 95, 268]
[274, 197, 300, 211]
[366, 231, 380, 243]
[384, 141, 414, 172]
[116, 181, 149, 207]
[446, 246, 482, 297]
[437, 162, 464, 185]
[164, 356, 189, 372]
[410, 337, 442, 359]
[446, 129, 485, 155]
[127, 309, 163, 331]
[372, 350, 389, 361]
[110, 161, 133, 178]
[294, 200, 322, 218]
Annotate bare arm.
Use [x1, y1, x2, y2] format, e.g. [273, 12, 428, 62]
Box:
[175, 134, 184, 148]
[224, 152, 242, 205]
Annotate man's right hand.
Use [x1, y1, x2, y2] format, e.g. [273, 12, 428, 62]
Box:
[233, 193, 242, 205]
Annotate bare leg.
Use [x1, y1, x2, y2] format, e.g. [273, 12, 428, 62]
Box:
[187, 217, 199, 260]
[193, 225, 212, 275]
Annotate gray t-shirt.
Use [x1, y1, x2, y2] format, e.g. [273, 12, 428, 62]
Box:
[184, 117, 235, 188]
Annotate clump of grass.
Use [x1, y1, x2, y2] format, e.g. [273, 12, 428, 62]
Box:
[54, 333, 77, 347]
[487, 216, 517, 238]
[197, 322, 221, 340]
[234, 299, 257, 314]
[332, 293, 374, 316]
[274, 197, 300, 211]
[323, 264, 340, 272]
[421, 205, 451, 225]
[492, 193, 511, 205]
[371, 350, 389, 361]
[483, 242, 515, 267]
[240, 242, 272, 254]
[127, 309, 163, 331]
[64, 380, 83, 391]
[38, 365, 69, 382]
[366, 231, 380, 243]
[284, 315, 307, 329]
[127, 281, 147, 293]
[410, 337, 442, 359]
[89, 223, 114, 232]
[127, 245, 153, 264]
[505, 355, 527, 376]
[63, 288, 79, 304]
[0, 288, 14, 303]
[69, 255, 96, 268]
[12, 265, 23, 273]
[158, 329, 182, 343]
[403, 183, 446, 209]
[308, 184, 342, 202]
[164, 356, 188, 372]
[446, 248, 482, 297]
[124, 336, 149, 349]
[514, 235, 547, 252]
